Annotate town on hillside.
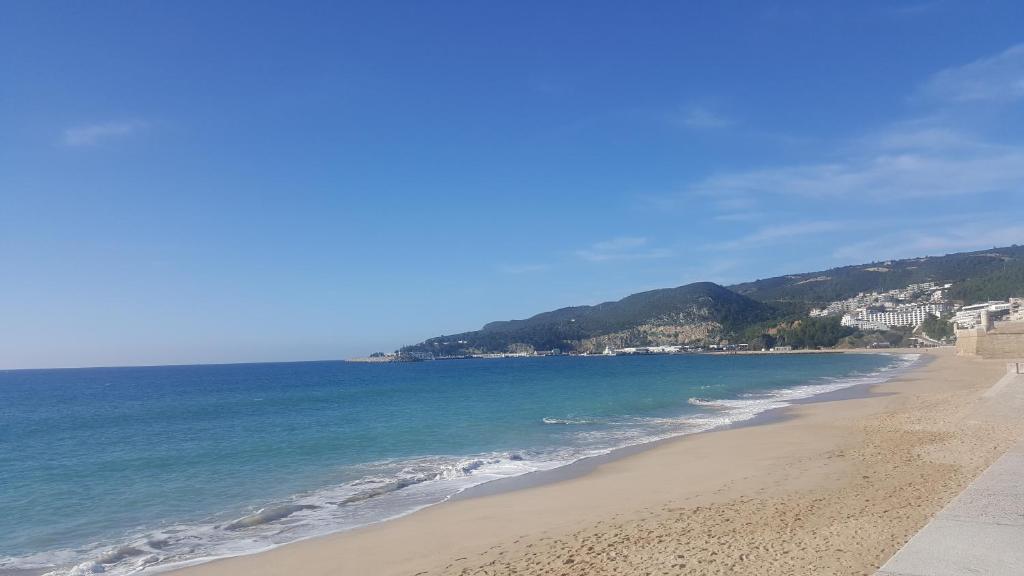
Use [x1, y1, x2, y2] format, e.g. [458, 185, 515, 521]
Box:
[810, 282, 1021, 333]
[351, 288, 1024, 362]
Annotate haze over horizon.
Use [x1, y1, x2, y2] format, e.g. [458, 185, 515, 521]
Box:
[3, 1, 1024, 369]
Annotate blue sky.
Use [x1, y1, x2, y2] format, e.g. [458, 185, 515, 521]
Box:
[2, 1, 1024, 368]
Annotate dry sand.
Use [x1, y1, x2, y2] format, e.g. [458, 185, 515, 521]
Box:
[172, 348, 1024, 576]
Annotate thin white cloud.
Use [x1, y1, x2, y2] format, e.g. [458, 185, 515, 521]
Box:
[713, 212, 760, 222]
[690, 139, 1024, 202]
[919, 43, 1024, 103]
[677, 258, 743, 286]
[833, 223, 1024, 262]
[633, 43, 1024, 265]
[866, 123, 983, 151]
[715, 221, 848, 251]
[496, 263, 550, 275]
[575, 237, 672, 262]
[672, 105, 734, 129]
[62, 121, 146, 147]
[654, 44, 1024, 212]
[886, 0, 947, 15]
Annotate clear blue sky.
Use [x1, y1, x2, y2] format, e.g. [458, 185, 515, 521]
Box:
[3, 1, 1023, 368]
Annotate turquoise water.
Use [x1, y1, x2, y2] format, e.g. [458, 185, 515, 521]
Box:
[0, 353, 915, 575]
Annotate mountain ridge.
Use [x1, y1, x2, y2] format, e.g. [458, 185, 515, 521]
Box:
[401, 245, 1024, 355]
[728, 245, 1024, 305]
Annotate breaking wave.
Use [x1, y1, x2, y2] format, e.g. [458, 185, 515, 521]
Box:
[5, 353, 920, 576]
[541, 417, 602, 425]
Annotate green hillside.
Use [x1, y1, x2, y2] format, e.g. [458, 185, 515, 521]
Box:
[404, 282, 777, 356]
[728, 245, 1024, 306]
[401, 245, 1024, 355]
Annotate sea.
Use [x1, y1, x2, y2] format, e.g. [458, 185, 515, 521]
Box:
[0, 352, 918, 575]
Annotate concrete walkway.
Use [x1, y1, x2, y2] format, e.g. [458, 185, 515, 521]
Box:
[876, 366, 1024, 576]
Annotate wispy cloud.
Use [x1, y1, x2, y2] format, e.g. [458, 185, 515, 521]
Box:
[496, 263, 550, 275]
[530, 78, 569, 96]
[62, 121, 146, 147]
[919, 43, 1024, 103]
[886, 0, 947, 16]
[715, 221, 848, 250]
[713, 212, 760, 222]
[648, 43, 1024, 216]
[631, 43, 1024, 270]
[864, 122, 982, 151]
[575, 237, 672, 262]
[671, 105, 734, 129]
[676, 258, 743, 285]
[833, 223, 1024, 262]
[690, 136, 1024, 202]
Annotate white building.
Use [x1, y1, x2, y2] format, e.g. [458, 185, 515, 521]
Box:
[842, 302, 951, 329]
[840, 315, 889, 331]
[812, 283, 955, 320]
[954, 301, 1012, 329]
[1011, 298, 1024, 322]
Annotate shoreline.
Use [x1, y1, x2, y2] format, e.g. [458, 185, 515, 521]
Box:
[155, 351, 917, 573]
[453, 351, 928, 501]
[5, 350, 916, 576]
[346, 347, 895, 363]
[168, 348, 1016, 576]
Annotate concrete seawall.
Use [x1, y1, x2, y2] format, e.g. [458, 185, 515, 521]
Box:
[956, 320, 1024, 359]
[877, 364, 1024, 575]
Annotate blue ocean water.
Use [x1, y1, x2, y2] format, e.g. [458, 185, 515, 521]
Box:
[0, 353, 916, 575]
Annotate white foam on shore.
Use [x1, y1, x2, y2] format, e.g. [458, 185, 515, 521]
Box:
[541, 417, 603, 425]
[10, 453, 579, 576]
[5, 353, 920, 576]
[685, 353, 920, 427]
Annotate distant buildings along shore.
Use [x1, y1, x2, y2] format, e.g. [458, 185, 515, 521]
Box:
[807, 282, 1021, 332]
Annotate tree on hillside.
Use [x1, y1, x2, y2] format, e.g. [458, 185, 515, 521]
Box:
[920, 314, 954, 341]
[774, 317, 855, 349]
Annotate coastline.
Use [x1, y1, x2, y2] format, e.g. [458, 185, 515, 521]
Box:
[4, 351, 911, 576]
[168, 347, 1024, 576]
[347, 348, 859, 363]
[452, 351, 929, 501]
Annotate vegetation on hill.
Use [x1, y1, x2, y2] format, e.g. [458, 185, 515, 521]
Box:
[400, 245, 1024, 355]
[729, 245, 1024, 306]
[920, 314, 954, 341]
[739, 317, 855, 350]
[836, 328, 912, 349]
[945, 259, 1024, 303]
[402, 283, 777, 356]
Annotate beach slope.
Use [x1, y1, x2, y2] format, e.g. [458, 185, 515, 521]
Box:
[173, 349, 1024, 575]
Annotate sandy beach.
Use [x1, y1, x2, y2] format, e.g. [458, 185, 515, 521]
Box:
[171, 348, 1024, 576]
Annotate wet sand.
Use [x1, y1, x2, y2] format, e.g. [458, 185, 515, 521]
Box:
[171, 348, 1024, 575]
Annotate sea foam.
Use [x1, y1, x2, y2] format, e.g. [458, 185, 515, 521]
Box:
[3, 353, 919, 576]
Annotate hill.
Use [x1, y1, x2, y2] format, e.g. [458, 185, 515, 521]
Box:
[728, 245, 1024, 307]
[403, 282, 777, 356]
[401, 245, 1024, 356]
